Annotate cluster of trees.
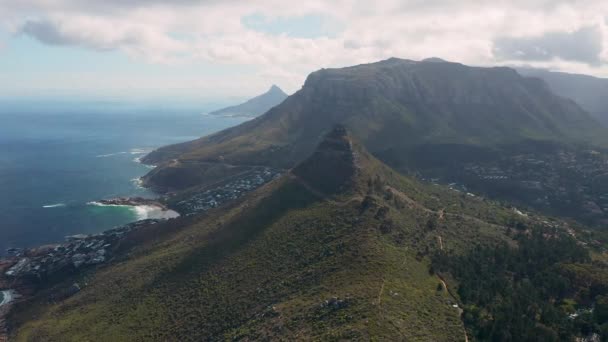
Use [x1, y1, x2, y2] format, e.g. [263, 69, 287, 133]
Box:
[433, 228, 608, 341]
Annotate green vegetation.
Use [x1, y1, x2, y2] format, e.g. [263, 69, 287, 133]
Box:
[14, 51, 608, 337]
[432, 226, 608, 341]
[10, 128, 532, 341]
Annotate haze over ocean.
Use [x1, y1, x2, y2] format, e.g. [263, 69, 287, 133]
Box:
[0, 100, 246, 254]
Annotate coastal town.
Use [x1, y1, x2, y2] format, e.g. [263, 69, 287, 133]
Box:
[0, 166, 283, 331]
[0, 218, 160, 341]
[1, 219, 163, 281]
[170, 167, 282, 215]
[0, 167, 281, 285]
[430, 148, 608, 227]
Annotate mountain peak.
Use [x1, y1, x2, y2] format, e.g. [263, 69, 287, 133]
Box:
[422, 57, 448, 63]
[208, 84, 288, 117]
[268, 84, 285, 94]
[292, 125, 358, 195]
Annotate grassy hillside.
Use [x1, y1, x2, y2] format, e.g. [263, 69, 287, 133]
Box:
[9, 128, 535, 341]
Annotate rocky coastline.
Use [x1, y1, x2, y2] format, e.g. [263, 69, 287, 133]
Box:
[95, 196, 169, 210]
[0, 166, 280, 338]
[0, 194, 178, 340]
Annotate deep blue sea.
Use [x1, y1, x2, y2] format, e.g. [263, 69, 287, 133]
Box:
[0, 100, 246, 254]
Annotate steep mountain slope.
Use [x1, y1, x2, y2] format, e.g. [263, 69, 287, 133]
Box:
[517, 68, 608, 125]
[9, 128, 530, 341]
[142, 58, 606, 192]
[207, 85, 288, 117]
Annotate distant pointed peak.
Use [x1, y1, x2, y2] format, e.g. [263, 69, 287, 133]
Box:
[267, 84, 286, 94]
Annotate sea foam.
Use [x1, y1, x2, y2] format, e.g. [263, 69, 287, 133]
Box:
[42, 203, 66, 208]
[96, 152, 128, 158]
[132, 156, 155, 168]
[131, 177, 144, 189]
[130, 148, 148, 155]
[86, 201, 130, 208]
[87, 201, 179, 221]
[132, 205, 180, 220]
[97, 148, 148, 158]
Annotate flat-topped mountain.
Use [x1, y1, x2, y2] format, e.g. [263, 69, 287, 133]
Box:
[142, 58, 605, 191]
[207, 84, 288, 117]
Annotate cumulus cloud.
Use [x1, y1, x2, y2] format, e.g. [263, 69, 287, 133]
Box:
[1, 0, 608, 96]
[17, 15, 190, 63]
[493, 26, 604, 65]
[21, 20, 73, 46]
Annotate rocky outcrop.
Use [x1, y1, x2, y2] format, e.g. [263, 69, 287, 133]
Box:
[96, 197, 168, 210]
[292, 125, 358, 195]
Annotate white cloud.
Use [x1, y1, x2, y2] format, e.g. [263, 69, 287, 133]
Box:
[493, 26, 604, 65]
[1, 0, 608, 97]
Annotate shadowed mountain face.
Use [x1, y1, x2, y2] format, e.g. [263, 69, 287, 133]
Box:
[142, 58, 606, 192]
[207, 85, 288, 117]
[292, 125, 357, 195]
[517, 68, 608, 125]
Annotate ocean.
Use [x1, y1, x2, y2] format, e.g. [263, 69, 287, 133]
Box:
[0, 100, 246, 255]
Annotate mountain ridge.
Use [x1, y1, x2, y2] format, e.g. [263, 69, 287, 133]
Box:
[207, 84, 288, 118]
[517, 67, 608, 125]
[142, 57, 606, 192]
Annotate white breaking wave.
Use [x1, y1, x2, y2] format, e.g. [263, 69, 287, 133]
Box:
[86, 201, 131, 208]
[87, 201, 112, 207]
[42, 203, 66, 208]
[132, 156, 155, 168]
[96, 151, 128, 158]
[87, 201, 180, 221]
[131, 177, 144, 189]
[130, 148, 148, 155]
[132, 205, 180, 220]
[97, 148, 148, 158]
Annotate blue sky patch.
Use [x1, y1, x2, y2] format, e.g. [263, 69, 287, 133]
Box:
[242, 13, 342, 39]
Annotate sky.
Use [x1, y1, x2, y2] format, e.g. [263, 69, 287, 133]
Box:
[1, 0, 608, 101]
